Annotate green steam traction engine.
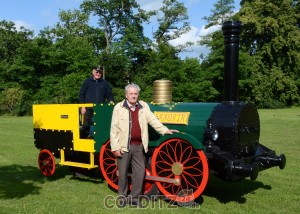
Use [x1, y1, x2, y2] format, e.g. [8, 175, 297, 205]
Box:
[33, 21, 286, 204]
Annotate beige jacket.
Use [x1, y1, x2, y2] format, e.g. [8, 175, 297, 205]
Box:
[110, 100, 169, 153]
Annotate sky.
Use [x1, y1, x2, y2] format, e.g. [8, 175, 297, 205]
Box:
[0, 0, 240, 59]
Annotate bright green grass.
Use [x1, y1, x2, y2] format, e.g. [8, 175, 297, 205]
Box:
[0, 108, 299, 214]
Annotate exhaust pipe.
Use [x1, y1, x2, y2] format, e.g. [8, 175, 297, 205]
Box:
[222, 20, 242, 102]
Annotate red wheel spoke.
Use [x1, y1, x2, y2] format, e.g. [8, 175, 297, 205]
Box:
[105, 164, 117, 174]
[155, 160, 172, 169]
[157, 169, 173, 177]
[157, 150, 175, 164]
[156, 168, 172, 174]
[46, 157, 53, 162]
[171, 185, 180, 195]
[104, 149, 115, 159]
[181, 146, 193, 164]
[103, 157, 115, 165]
[181, 173, 200, 189]
[183, 157, 202, 168]
[162, 182, 173, 189]
[174, 141, 182, 162]
[183, 166, 203, 175]
[165, 143, 176, 162]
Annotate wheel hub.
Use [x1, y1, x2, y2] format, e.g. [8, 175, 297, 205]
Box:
[172, 162, 183, 175]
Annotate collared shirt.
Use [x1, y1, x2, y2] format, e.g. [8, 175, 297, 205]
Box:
[126, 100, 138, 111]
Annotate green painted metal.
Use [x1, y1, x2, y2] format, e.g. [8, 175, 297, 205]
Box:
[148, 102, 218, 149]
[93, 103, 115, 152]
[149, 132, 206, 150]
[92, 102, 218, 152]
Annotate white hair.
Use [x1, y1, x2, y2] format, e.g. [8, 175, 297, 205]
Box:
[125, 83, 141, 95]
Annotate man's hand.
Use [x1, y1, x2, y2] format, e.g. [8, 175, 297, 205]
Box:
[165, 129, 179, 135]
[114, 150, 123, 157]
[81, 107, 86, 115]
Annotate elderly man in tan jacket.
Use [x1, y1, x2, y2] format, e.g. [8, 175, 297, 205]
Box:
[110, 83, 178, 207]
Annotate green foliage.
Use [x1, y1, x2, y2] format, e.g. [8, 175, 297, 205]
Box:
[55, 72, 88, 103]
[153, 0, 191, 45]
[202, 0, 235, 28]
[0, 0, 299, 115]
[33, 75, 61, 104]
[80, 0, 147, 51]
[173, 58, 219, 102]
[0, 20, 34, 61]
[248, 67, 298, 108]
[0, 87, 25, 115]
[237, 0, 300, 107]
[33, 73, 87, 104]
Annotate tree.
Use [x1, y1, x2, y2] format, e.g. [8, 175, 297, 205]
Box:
[37, 9, 100, 76]
[80, 0, 148, 52]
[198, 0, 236, 101]
[0, 20, 35, 91]
[203, 0, 235, 28]
[0, 87, 25, 115]
[237, 0, 300, 107]
[153, 0, 191, 48]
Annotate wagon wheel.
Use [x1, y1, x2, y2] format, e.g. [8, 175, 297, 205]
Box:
[151, 138, 209, 203]
[99, 141, 119, 190]
[38, 149, 56, 176]
[99, 141, 157, 195]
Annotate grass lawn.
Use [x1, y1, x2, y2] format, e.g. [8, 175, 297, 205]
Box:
[0, 107, 299, 214]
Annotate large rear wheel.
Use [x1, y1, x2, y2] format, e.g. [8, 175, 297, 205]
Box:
[99, 141, 156, 195]
[151, 138, 209, 203]
[99, 141, 118, 190]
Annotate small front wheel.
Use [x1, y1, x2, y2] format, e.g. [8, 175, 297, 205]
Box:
[38, 149, 56, 176]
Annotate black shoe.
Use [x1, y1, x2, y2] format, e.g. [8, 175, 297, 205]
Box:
[73, 172, 84, 177]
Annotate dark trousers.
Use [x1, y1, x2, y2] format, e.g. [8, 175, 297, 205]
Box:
[80, 108, 93, 138]
[117, 144, 145, 202]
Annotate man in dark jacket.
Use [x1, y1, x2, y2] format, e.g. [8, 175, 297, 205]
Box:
[79, 66, 114, 138]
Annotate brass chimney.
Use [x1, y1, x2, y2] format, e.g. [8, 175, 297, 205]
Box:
[153, 80, 172, 104]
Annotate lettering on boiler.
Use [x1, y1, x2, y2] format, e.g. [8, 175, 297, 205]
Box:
[154, 111, 190, 125]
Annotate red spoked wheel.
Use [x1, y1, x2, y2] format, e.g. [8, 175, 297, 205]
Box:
[99, 141, 119, 190]
[99, 141, 157, 194]
[151, 138, 209, 203]
[38, 149, 56, 176]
